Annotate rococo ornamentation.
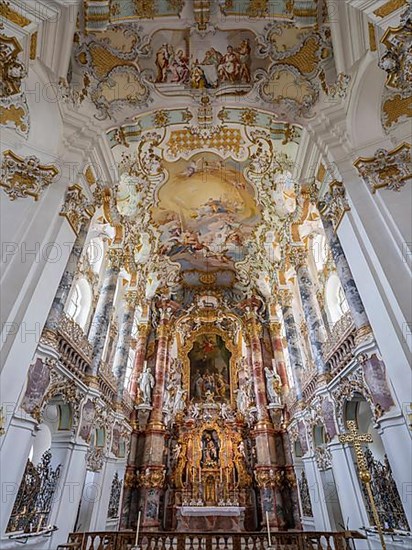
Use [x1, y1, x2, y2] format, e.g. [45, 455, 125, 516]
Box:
[0, 150, 59, 201]
[0, 33, 30, 137]
[354, 143, 411, 193]
[317, 180, 350, 230]
[379, 7, 412, 91]
[60, 184, 95, 235]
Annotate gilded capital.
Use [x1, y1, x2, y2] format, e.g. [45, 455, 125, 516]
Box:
[124, 289, 138, 307]
[106, 247, 123, 270]
[60, 184, 94, 235]
[288, 245, 307, 269]
[277, 289, 293, 308]
[317, 180, 350, 231]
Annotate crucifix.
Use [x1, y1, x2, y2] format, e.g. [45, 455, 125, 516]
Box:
[339, 420, 386, 550]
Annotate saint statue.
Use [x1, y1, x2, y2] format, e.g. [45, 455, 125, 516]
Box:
[138, 364, 155, 405]
[236, 386, 249, 415]
[173, 387, 187, 415]
[264, 367, 282, 404]
[201, 431, 220, 467]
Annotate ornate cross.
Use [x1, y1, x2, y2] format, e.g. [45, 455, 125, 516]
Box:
[339, 420, 386, 550]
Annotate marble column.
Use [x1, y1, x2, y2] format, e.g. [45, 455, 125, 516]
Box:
[268, 320, 289, 391]
[149, 308, 170, 428]
[246, 311, 269, 423]
[129, 324, 149, 400]
[88, 248, 122, 376]
[119, 415, 139, 529]
[113, 291, 137, 402]
[321, 217, 370, 331]
[246, 310, 282, 529]
[278, 291, 304, 400]
[121, 321, 149, 529]
[140, 307, 170, 530]
[291, 248, 328, 375]
[282, 431, 301, 529]
[45, 222, 90, 332]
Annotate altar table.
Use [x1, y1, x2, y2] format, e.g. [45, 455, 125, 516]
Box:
[176, 506, 245, 532]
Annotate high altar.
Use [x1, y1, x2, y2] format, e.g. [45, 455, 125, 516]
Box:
[122, 298, 297, 533]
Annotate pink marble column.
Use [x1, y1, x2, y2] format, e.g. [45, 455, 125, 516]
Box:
[269, 321, 290, 391]
[128, 323, 149, 401]
[246, 310, 282, 529]
[246, 311, 269, 422]
[140, 307, 171, 530]
[149, 308, 170, 427]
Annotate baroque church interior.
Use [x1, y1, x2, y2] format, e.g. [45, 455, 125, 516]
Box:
[0, 0, 411, 549]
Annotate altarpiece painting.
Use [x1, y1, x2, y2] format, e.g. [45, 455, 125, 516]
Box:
[188, 334, 231, 403]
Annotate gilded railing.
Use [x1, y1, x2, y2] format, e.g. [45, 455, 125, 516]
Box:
[56, 313, 92, 377]
[322, 311, 356, 376]
[51, 313, 129, 409]
[59, 530, 366, 550]
[7, 451, 61, 534]
[98, 360, 118, 404]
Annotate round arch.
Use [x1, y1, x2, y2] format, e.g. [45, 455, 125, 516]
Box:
[347, 54, 388, 152]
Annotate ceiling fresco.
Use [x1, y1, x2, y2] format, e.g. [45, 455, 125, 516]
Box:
[75, 0, 332, 301]
[72, 0, 339, 122]
[99, 107, 318, 299]
[151, 153, 261, 276]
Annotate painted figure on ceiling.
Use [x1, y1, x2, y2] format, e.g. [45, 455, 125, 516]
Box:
[155, 43, 174, 83]
[190, 62, 210, 89]
[218, 45, 240, 82]
[170, 49, 190, 83]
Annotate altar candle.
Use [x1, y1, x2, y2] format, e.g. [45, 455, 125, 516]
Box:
[135, 511, 141, 547]
[220, 468, 223, 483]
[266, 511, 272, 547]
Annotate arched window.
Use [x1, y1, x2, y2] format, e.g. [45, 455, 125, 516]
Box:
[313, 424, 327, 447]
[28, 423, 52, 465]
[312, 233, 328, 271]
[67, 285, 81, 320]
[66, 278, 93, 330]
[325, 273, 349, 324]
[87, 238, 104, 274]
[294, 440, 303, 458]
[124, 348, 135, 388]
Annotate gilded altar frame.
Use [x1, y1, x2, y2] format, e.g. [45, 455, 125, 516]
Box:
[177, 324, 241, 408]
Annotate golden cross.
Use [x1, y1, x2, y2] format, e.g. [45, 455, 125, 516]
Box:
[339, 420, 373, 480]
[339, 420, 386, 550]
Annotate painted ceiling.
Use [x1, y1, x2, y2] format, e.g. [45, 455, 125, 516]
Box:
[72, 0, 337, 122]
[75, 1, 333, 300]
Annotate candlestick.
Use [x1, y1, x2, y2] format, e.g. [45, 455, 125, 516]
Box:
[135, 510, 141, 547]
[266, 511, 272, 547]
